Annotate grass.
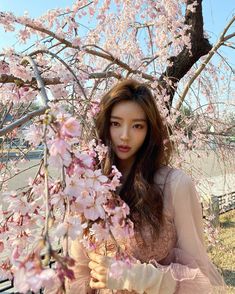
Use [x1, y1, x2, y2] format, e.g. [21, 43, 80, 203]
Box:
[207, 210, 235, 293]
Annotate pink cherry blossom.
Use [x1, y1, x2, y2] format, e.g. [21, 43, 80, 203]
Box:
[83, 193, 106, 221]
[61, 117, 81, 137]
[0, 60, 10, 74]
[0, 241, 4, 253]
[74, 151, 94, 169]
[48, 149, 72, 168]
[54, 215, 83, 240]
[23, 124, 44, 146]
[64, 175, 85, 198]
[0, 0, 231, 288]
[89, 222, 110, 242]
[18, 28, 31, 43]
[14, 263, 57, 293]
[95, 143, 108, 161]
[84, 169, 108, 190]
[49, 137, 70, 157]
[3, 191, 31, 215]
[9, 63, 32, 82]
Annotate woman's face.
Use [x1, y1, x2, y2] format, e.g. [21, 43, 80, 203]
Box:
[110, 100, 148, 169]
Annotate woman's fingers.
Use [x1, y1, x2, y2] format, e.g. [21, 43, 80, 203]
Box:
[89, 278, 106, 289]
[88, 261, 107, 274]
[88, 260, 98, 270]
[89, 266, 107, 289]
[88, 252, 108, 265]
[90, 269, 106, 282]
[88, 252, 110, 289]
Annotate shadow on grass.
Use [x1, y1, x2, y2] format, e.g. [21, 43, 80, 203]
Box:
[220, 221, 235, 228]
[223, 269, 235, 287]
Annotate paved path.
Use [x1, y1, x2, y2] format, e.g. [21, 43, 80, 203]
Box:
[1, 149, 234, 191]
[197, 173, 235, 196]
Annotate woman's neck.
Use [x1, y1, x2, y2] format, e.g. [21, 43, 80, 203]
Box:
[117, 158, 134, 183]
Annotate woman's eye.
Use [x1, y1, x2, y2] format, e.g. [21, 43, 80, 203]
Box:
[110, 121, 120, 127]
[133, 124, 144, 129]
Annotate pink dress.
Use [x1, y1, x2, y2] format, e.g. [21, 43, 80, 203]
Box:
[60, 168, 225, 293]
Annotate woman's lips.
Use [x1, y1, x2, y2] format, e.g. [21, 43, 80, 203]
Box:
[117, 145, 131, 152]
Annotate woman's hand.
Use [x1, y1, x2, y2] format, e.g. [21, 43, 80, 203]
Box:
[88, 252, 110, 289]
[88, 252, 176, 294]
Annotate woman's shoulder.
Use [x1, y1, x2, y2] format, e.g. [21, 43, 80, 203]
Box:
[154, 165, 191, 187]
[154, 166, 197, 212]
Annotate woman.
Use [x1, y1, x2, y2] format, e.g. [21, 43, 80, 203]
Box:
[66, 79, 224, 293]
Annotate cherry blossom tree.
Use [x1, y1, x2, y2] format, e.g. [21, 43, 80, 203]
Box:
[0, 0, 234, 292]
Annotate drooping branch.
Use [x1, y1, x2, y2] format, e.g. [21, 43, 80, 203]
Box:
[0, 102, 13, 129]
[200, 124, 235, 137]
[175, 15, 235, 110]
[0, 71, 122, 86]
[22, 56, 50, 105]
[0, 3, 233, 111]
[159, 0, 212, 106]
[0, 106, 48, 136]
[11, 16, 155, 81]
[0, 56, 49, 136]
[0, 74, 61, 86]
[29, 49, 88, 100]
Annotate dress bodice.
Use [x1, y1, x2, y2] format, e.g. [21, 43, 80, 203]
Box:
[98, 211, 177, 294]
[128, 212, 177, 263]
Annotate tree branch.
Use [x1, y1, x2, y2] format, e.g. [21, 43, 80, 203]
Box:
[0, 102, 13, 129]
[175, 15, 235, 110]
[22, 56, 49, 105]
[30, 50, 88, 99]
[159, 0, 212, 107]
[0, 56, 49, 136]
[0, 70, 122, 87]
[14, 19, 155, 81]
[0, 106, 48, 136]
[0, 74, 61, 86]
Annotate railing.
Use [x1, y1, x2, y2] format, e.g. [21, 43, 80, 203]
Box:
[0, 272, 49, 293]
[0, 279, 14, 293]
[216, 191, 235, 213]
[203, 191, 235, 227]
[0, 252, 58, 293]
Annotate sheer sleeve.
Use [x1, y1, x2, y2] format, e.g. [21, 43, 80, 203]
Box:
[159, 170, 225, 293]
[64, 238, 94, 294]
[43, 238, 93, 294]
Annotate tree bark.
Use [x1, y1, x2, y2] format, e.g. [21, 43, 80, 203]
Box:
[159, 0, 212, 107]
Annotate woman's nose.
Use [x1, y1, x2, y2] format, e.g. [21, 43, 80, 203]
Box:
[120, 127, 129, 141]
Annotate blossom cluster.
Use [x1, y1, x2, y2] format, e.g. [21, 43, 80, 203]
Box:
[0, 109, 134, 293]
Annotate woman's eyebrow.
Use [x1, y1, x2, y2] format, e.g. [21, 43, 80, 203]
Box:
[110, 116, 146, 122]
[132, 118, 147, 122]
[110, 115, 122, 120]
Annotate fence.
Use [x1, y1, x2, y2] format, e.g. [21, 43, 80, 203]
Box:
[0, 253, 58, 294]
[216, 191, 235, 213]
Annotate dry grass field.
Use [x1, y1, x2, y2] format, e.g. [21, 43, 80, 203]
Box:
[207, 210, 235, 293]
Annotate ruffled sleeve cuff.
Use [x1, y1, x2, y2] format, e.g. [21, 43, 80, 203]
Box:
[150, 248, 226, 294]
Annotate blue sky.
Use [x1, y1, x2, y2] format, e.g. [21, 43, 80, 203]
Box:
[0, 1, 234, 109]
[0, 0, 234, 47]
[0, 1, 234, 81]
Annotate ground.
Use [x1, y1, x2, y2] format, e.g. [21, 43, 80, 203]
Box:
[207, 210, 235, 293]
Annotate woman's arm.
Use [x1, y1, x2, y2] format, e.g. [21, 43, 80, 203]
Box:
[65, 238, 94, 294]
[88, 251, 177, 293]
[169, 170, 225, 293]
[88, 170, 225, 294]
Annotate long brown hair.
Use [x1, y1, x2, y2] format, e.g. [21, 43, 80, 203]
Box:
[95, 79, 173, 235]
